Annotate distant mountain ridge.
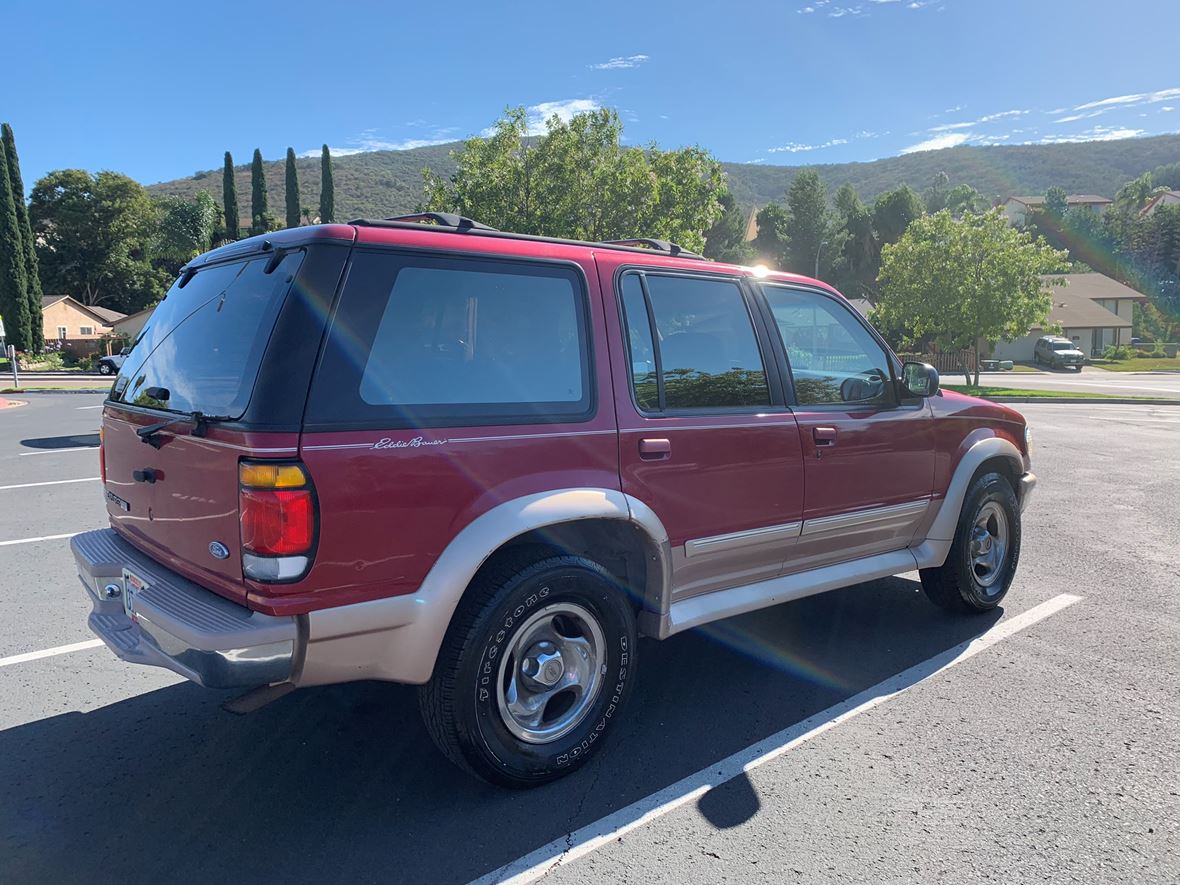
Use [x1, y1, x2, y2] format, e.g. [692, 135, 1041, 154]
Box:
[147, 133, 1180, 224]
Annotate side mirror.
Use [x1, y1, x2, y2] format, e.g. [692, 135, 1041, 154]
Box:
[901, 361, 940, 398]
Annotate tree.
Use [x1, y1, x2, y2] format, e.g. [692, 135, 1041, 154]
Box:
[782, 169, 832, 276]
[284, 147, 301, 228]
[871, 185, 925, 246]
[876, 210, 1068, 386]
[423, 107, 724, 252]
[222, 151, 240, 240]
[153, 191, 218, 277]
[831, 182, 879, 299]
[923, 171, 950, 214]
[29, 169, 167, 313]
[319, 145, 334, 224]
[1150, 162, 1180, 192]
[250, 148, 271, 235]
[1044, 186, 1069, 217]
[945, 183, 988, 218]
[2, 124, 44, 353]
[703, 191, 755, 264]
[0, 138, 32, 351]
[752, 203, 789, 266]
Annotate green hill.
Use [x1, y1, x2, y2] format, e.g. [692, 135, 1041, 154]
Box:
[148, 132, 1180, 223]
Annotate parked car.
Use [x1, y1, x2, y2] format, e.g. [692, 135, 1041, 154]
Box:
[1033, 335, 1085, 370]
[72, 215, 1036, 787]
[96, 347, 131, 376]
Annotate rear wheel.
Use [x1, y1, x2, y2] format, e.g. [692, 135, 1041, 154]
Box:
[419, 553, 637, 788]
[920, 472, 1021, 613]
[97, 362, 114, 375]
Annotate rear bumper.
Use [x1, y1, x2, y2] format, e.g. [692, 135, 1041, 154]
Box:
[72, 529, 298, 689]
[1019, 471, 1037, 512]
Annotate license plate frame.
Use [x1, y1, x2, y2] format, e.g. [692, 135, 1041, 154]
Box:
[121, 568, 148, 620]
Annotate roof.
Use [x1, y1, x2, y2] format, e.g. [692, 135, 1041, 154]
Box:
[1006, 194, 1112, 207]
[1139, 190, 1180, 216]
[111, 305, 156, 327]
[1037, 287, 1130, 331]
[40, 294, 126, 325]
[1045, 273, 1147, 301]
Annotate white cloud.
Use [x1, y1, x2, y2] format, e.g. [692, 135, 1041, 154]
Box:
[1053, 111, 1102, 123]
[828, 5, 864, 16]
[480, 98, 603, 137]
[798, 5, 815, 12]
[901, 132, 970, 153]
[589, 54, 649, 70]
[1074, 87, 1180, 112]
[929, 109, 1027, 132]
[1163, 106, 1176, 112]
[978, 109, 1027, 122]
[929, 121, 975, 132]
[1038, 125, 1146, 145]
[768, 137, 849, 153]
[300, 129, 456, 158]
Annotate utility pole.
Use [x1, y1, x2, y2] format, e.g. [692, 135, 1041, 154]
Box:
[814, 240, 828, 279]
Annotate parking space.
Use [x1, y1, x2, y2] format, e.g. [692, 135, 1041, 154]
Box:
[0, 396, 1176, 884]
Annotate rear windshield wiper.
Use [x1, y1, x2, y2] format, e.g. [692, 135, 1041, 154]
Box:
[137, 411, 234, 447]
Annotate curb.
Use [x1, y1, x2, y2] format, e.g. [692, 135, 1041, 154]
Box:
[979, 396, 1180, 405]
[2, 388, 110, 395]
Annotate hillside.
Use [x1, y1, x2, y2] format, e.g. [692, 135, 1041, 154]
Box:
[148, 132, 1180, 223]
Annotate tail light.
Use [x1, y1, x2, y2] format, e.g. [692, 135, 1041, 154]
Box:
[239, 461, 316, 582]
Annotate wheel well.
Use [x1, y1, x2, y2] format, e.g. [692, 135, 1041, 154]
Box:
[971, 455, 1020, 496]
[471, 519, 660, 619]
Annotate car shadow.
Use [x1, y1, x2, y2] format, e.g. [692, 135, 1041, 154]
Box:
[19, 433, 101, 450]
[0, 577, 1002, 885]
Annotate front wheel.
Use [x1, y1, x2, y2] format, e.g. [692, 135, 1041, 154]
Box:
[419, 553, 637, 788]
[920, 472, 1021, 613]
[97, 362, 114, 375]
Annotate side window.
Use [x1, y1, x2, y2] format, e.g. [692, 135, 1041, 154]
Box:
[306, 251, 593, 426]
[619, 272, 770, 411]
[763, 287, 893, 407]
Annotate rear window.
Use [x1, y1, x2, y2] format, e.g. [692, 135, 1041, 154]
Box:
[111, 252, 304, 417]
[305, 251, 592, 428]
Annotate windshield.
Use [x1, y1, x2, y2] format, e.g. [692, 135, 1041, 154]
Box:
[111, 251, 304, 417]
[1051, 342, 1078, 351]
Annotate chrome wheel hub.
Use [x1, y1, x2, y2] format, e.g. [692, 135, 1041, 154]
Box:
[496, 602, 606, 744]
[969, 501, 1009, 591]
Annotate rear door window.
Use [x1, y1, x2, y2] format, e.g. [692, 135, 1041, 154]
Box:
[111, 252, 305, 417]
[306, 251, 593, 428]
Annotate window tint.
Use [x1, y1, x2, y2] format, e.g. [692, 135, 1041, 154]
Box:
[620, 273, 770, 411]
[763, 287, 893, 406]
[306, 252, 592, 427]
[111, 252, 304, 418]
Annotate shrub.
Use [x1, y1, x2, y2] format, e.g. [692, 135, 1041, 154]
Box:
[1102, 344, 1134, 360]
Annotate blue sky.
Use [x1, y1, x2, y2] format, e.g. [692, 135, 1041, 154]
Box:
[5, 0, 1178, 190]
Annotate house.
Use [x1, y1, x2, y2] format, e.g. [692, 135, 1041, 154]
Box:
[110, 306, 155, 341]
[42, 296, 126, 341]
[988, 273, 1146, 361]
[1139, 190, 1180, 217]
[743, 206, 760, 242]
[1001, 194, 1112, 226]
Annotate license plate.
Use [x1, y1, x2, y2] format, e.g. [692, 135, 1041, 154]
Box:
[122, 568, 148, 620]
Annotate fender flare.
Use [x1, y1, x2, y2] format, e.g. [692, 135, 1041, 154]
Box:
[911, 435, 1024, 569]
[299, 488, 670, 686]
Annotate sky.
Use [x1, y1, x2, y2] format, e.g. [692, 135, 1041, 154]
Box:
[4, 0, 1178, 191]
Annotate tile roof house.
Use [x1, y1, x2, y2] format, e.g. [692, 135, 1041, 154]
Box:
[1139, 190, 1180, 217]
[1002, 194, 1112, 226]
[989, 273, 1146, 361]
[42, 295, 127, 341]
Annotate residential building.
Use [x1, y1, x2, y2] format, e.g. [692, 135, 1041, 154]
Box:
[110, 306, 155, 342]
[988, 273, 1146, 361]
[42, 296, 126, 341]
[1139, 190, 1180, 217]
[1001, 194, 1112, 226]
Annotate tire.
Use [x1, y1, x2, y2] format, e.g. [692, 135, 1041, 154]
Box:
[1075, 365, 1083, 372]
[97, 362, 114, 375]
[920, 471, 1021, 613]
[1033, 352, 1041, 365]
[419, 552, 637, 788]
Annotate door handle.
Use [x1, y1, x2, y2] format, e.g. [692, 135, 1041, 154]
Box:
[813, 426, 837, 446]
[638, 438, 671, 460]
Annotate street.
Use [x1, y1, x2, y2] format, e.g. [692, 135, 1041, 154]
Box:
[0, 393, 1177, 884]
[978, 366, 1180, 398]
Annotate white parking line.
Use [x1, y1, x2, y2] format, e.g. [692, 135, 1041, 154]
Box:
[0, 532, 80, 548]
[75, 405, 105, 410]
[0, 477, 100, 492]
[473, 593, 1084, 885]
[19, 447, 97, 456]
[0, 639, 104, 669]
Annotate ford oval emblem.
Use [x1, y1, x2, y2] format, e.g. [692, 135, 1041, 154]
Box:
[208, 541, 230, 560]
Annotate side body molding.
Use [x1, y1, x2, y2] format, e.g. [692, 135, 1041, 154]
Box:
[297, 488, 671, 687]
[910, 434, 1025, 569]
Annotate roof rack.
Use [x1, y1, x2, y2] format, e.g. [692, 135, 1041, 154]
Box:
[600, 238, 700, 258]
[349, 212, 499, 231]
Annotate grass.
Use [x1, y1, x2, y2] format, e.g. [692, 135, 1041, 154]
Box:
[1006, 364, 1040, 373]
[943, 384, 1171, 401]
[1093, 358, 1180, 372]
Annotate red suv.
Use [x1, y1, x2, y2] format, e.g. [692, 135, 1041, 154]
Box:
[73, 213, 1036, 787]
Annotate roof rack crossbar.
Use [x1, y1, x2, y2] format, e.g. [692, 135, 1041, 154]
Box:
[349, 212, 498, 232]
[600, 238, 700, 258]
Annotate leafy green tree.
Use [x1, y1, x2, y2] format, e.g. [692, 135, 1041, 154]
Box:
[29, 169, 167, 313]
[923, 171, 950, 214]
[222, 151, 240, 240]
[703, 191, 755, 264]
[783, 169, 832, 276]
[831, 183, 878, 299]
[423, 107, 724, 252]
[250, 148, 271, 235]
[2, 124, 44, 353]
[871, 185, 925, 246]
[0, 138, 32, 352]
[877, 210, 1068, 385]
[1150, 162, 1180, 192]
[945, 183, 988, 218]
[752, 202, 789, 267]
[284, 147, 301, 228]
[154, 191, 218, 276]
[1112, 172, 1156, 217]
[320, 145, 334, 223]
[1044, 186, 1069, 217]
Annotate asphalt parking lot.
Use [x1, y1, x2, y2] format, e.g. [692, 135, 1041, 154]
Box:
[1, 393, 1177, 884]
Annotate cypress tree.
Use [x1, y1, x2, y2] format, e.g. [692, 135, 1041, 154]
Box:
[319, 145, 334, 223]
[284, 147, 301, 228]
[0, 138, 32, 353]
[250, 148, 268, 235]
[1, 124, 43, 353]
[223, 151, 240, 240]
